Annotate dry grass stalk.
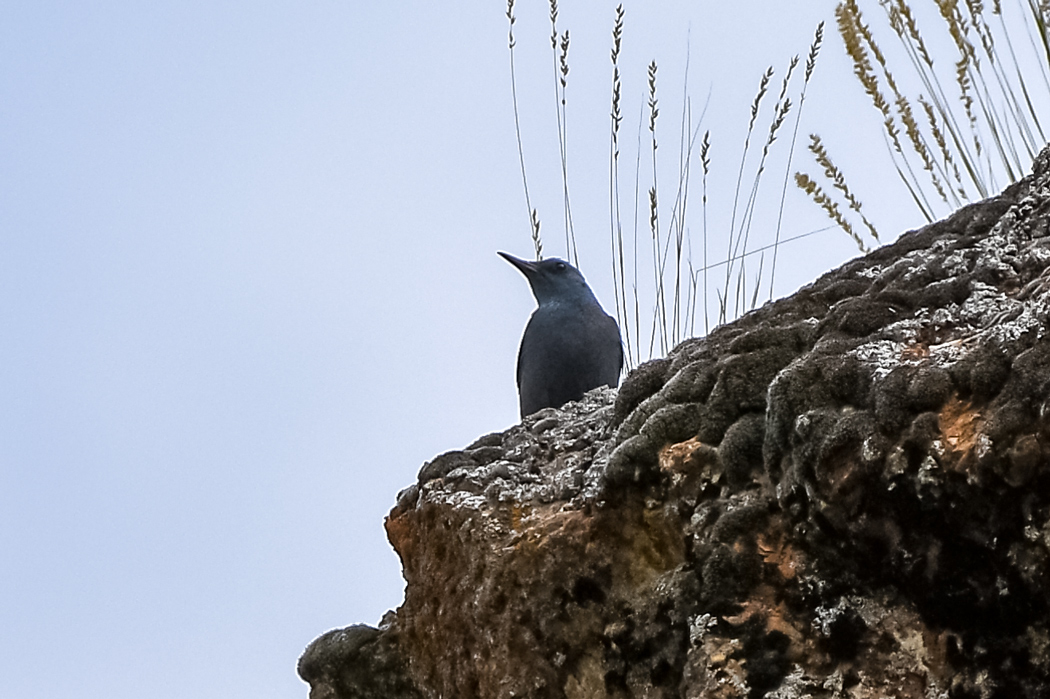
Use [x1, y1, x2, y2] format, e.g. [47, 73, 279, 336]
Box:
[762, 58, 799, 161]
[992, 4, 1048, 154]
[645, 61, 669, 355]
[838, 0, 937, 219]
[530, 208, 543, 261]
[648, 61, 660, 136]
[892, 1, 935, 67]
[507, 5, 834, 362]
[659, 49, 709, 348]
[918, 94, 966, 203]
[770, 22, 824, 302]
[937, 0, 982, 157]
[820, 0, 1050, 236]
[882, 0, 984, 196]
[733, 58, 798, 316]
[560, 31, 570, 88]
[838, 4, 899, 144]
[548, 0, 577, 264]
[808, 134, 881, 242]
[608, 4, 632, 367]
[898, 89, 952, 205]
[648, 184, 664, 355]
[1029, 0, 1050, 76]
[968, 9, 1028, 184]
[721, 66, 772, 324]
[698, 130, 711, 336]
[506, 0, 543, 260]
[795, 173, 870, 253]
[895, 1, 994, 197]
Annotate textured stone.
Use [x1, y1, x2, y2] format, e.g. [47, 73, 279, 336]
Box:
[301, 145, 1050, 697]
[298, 617, 422, 699]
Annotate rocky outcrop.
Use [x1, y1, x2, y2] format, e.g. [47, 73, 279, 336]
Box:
[300, 146, 1050, 698]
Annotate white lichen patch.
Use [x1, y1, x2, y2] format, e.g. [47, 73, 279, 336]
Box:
[850, 340, 910, 380]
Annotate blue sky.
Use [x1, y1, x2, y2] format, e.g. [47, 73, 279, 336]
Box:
[4, 1, 1037, 697]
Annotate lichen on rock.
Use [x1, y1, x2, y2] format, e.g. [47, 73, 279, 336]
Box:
[300, 145, 1050, 698]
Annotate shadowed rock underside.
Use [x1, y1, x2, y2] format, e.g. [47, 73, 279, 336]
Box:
[300, 147, 1050, 698]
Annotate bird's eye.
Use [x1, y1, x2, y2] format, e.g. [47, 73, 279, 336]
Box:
[556, 262, 567, 271]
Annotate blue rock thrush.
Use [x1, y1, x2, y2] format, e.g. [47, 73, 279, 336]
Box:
[499, 252, 623, 418]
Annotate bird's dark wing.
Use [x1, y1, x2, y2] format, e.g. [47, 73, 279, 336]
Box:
[599, 312, 624, 387]
[516, 304, 623, 417]
[515, 335, 524, 390]
[517, 310, 561, 416]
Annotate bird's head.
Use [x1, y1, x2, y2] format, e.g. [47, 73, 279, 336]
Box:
[498, 252, 598, 307]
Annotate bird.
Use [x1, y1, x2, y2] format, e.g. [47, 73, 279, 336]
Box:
[498, 252, 623, 418]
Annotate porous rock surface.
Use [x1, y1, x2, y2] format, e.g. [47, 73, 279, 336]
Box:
[300, 146, 1050, 698]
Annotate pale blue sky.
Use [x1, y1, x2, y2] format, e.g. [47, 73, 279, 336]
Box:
[3, 1, 1035, 697]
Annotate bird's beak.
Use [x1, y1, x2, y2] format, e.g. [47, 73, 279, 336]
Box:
[497, 251, 538, 278]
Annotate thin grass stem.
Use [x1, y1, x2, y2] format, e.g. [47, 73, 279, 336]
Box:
[506, 0, 543, 259]
[771, 22, 824, 302]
